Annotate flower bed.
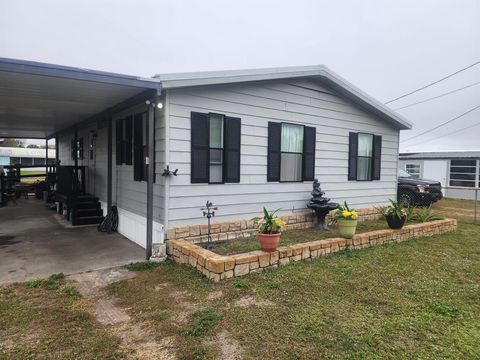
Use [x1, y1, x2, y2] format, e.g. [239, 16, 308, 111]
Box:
[167, 219, 457, 282]
[208, 219, 387, 256]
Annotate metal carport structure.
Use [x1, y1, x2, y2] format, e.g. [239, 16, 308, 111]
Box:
[0, 57, 161, 258]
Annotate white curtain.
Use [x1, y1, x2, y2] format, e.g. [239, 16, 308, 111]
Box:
[357, 133, 373, 180]
[280, 124, 303, 181]
[209, 114, 223, 149]
[281, 123, 303, 152]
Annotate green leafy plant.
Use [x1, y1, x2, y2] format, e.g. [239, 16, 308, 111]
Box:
[412, 206, 441, 223]
[252, 207, 286, 234]
[377, 199, 408, 219]
[334, 201, 358, 221]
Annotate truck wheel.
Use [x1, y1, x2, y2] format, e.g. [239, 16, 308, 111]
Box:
[398, 191, 415, 207]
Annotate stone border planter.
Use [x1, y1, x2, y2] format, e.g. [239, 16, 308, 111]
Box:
[167, 219, 457, 282]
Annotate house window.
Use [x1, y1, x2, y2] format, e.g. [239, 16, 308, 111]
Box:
[280, 123, 304, 182]
[348, 132, 382, 181]
[191, 112, 241, 184]
[405, 164, 421, 178]
[71, 138, 84, 161]
[267, 122, 315, 182]
[209, 114, 224, 183]
[357, 133, 373, 181]
[449, 159, 477, 188]
[133, 112, 148, 182]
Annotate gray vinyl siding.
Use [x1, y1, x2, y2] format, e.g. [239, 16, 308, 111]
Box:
[57, 105, 165, 224]
[166, 78, 400, 228]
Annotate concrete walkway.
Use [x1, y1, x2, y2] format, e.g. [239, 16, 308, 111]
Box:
[0, 198, 145, 284]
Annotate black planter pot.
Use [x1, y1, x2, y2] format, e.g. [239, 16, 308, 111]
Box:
[385, 215, 406, 229]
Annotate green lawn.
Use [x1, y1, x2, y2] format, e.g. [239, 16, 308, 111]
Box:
[1, 223, 479, 359]
[210, 218, 388, 255]
[0, 274, 123, 359]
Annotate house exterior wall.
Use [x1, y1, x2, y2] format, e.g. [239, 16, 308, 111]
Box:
[57, 102, 166, 248]
[165, 78, 400, 228]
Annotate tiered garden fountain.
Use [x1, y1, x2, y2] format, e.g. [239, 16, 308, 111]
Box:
[307, 179, 339, 230]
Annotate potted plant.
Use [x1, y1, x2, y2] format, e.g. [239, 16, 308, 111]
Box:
[377, 200, 408, 229]
[334, 202, 358, 238]
[253, 207, 286, 252]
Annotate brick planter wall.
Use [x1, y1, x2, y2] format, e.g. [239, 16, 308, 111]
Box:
[167, 219, 457, 282]
[166, 207, 380, 243]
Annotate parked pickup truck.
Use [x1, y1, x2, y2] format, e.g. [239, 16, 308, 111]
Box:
[397, 169, 443, 207]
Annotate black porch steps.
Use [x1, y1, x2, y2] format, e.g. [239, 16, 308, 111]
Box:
[71, 194, 103, 226]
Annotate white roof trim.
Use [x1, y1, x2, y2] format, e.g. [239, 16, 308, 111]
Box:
[155, 65, 412, 130]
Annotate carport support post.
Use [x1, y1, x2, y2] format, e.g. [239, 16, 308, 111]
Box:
[107, 115, 113, 232]
[45, 138, 48, 175]
[146, 102, 155, 259]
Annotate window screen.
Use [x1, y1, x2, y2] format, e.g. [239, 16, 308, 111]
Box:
[209, 114, 224, 183]
[357, 133, 373, 181]
[280, 123, 304, 181]
[449, 159, 477, 187]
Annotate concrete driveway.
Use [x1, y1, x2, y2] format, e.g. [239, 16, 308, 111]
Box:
[0, 198, 145, 284]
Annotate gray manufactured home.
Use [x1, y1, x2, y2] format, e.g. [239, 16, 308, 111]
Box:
[0, 58, 412, 259]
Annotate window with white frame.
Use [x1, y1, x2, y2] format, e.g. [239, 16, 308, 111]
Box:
[449, 159, 478, 188]
[405, 164, 421, 178]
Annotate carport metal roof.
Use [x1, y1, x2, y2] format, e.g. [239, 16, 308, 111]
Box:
[0, 57, 161, 138]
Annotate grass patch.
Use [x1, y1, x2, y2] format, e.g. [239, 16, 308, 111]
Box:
[1, 274, 123, 359]
[231, 278, 251, 289]
[107, 223, 480, 359]
[125, 261, 162, 271]
[25, 273, 65, 289]
[428, 300, 464, 317]
[181, 308, 222, 337]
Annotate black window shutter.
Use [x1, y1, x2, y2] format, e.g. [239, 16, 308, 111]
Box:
[348, 132, 358, 180]
[116, 119, 123, 165]
[224, 116, 241, 183]
[372, 135, 382, 180]
[124, 115, 133, 165]
[191, 112, 210, 183]
[133, 113, 143, 181]
[267, 122, 281, 182]
[302, 126, 316, 181]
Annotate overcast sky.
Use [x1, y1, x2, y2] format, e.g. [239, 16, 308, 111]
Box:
[1, 0, 479, 151]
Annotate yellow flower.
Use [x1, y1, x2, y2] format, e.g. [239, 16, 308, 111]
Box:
[351, 211, 358, 220]
[342, 210, 351, 218]
[274, 218, 286, 228]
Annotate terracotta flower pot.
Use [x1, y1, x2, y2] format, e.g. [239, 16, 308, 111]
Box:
[385, 215, 406, 229]
[337, 218, 358, 239]
[258, 232, 281, 252]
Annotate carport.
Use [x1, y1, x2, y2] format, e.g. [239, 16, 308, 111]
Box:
[0, 57, 161, 281]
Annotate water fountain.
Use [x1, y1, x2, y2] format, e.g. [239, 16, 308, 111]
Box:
[307, 179, 339, 230]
